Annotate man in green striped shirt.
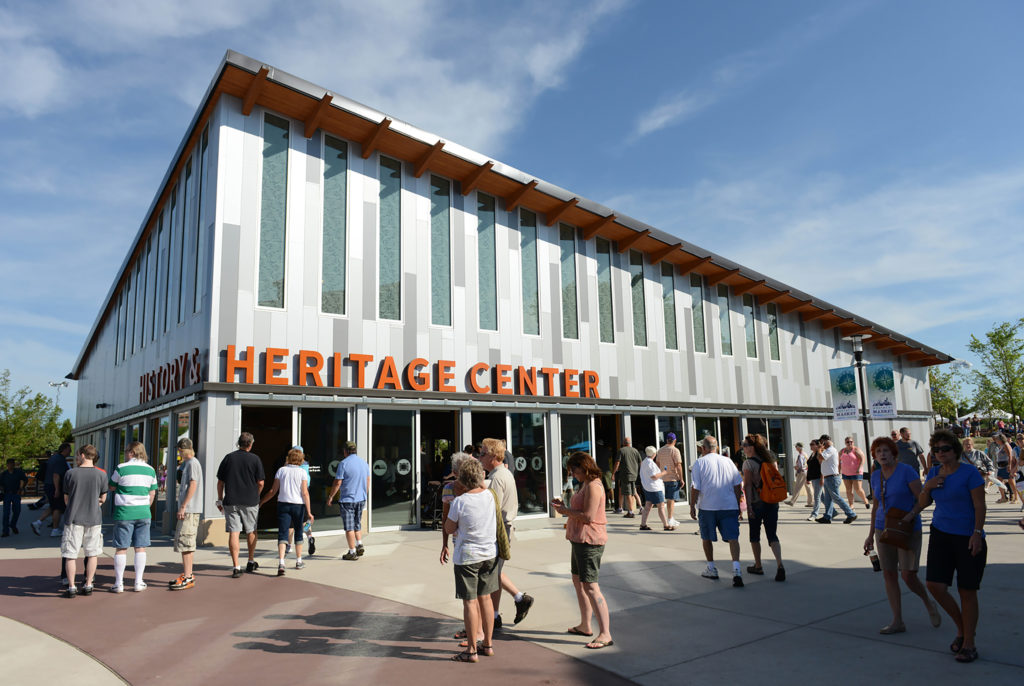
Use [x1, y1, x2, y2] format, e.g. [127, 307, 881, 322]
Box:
[108, 441, 158, 593]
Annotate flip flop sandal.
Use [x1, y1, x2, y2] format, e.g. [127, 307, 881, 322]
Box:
[950, 636, 964, 653]
[478, 644, 494, 657]
[453, 629, 468, 639]
[746, 565, 765, 575]
[567, 627, 594, 636]
[955, 647, 978, 663]
[451, 650, 478, 663]
[639, 525, 652, 531]
[458, 638, 484, 648]
[585, 640, 614, 650]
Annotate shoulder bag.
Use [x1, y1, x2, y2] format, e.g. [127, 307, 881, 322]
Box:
[878, 471, 913, 550]
[491, 489, 511, 561]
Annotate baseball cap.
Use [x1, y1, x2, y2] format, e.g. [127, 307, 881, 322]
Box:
[666, 432, 677, 441]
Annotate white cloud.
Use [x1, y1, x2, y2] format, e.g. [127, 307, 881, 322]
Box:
[0, 310, 90, 336]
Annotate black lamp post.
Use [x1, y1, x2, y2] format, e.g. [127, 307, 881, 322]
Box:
[843, 334, 873, 479]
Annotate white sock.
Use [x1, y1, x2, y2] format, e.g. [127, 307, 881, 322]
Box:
[348, 548, 356, 554]
[494, 611, 500, 618]
[279, 556, 286, 565]
[732, 561, 741, 575]
[706, 562, 717, 571]
[134, 552, 147, 585]
[356, 539, 363, 547]
[296, 555, 302, 562]
[114, 554, 127, 586]
[513, 592, 524, 603]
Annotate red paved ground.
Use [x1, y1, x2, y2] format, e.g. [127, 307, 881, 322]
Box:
[0, 558, 633, 685]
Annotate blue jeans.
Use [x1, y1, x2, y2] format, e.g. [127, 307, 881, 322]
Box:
[809, 479, 824, 517]
[821, 475, 855, 519]
[3, 493, 20, 533]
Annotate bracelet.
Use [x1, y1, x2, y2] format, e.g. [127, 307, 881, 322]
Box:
[973, 529, 983, 534]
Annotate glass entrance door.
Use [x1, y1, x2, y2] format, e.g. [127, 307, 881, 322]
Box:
[300, 407, 349, 530]
[420, 410, 458, 527]
[240, 406, 293, 530]
[631, 415, 657, 454]
[510, 412, 547, 515]
[471, 411, 507, 448]
[370, 409, 416, 528]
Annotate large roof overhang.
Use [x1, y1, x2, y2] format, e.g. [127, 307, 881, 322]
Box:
[68, 50, 953, 379]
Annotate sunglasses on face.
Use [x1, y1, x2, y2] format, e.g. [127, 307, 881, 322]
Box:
[933, 445, 955, 454]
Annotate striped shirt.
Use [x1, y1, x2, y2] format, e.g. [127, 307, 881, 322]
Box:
[109, 459, 157, 521]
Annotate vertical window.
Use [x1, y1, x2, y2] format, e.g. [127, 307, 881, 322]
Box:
[193, 128, 209, 314]
[743, 293, 758, 358]
[258, 113, 289, 308]
[134, 253, 147, 351]
[767, 303, 781, 361]
[322, 135, 348, 314]
[177, 160, 192, 324]
[164, 190, 176, 332]
[123, 276, 133, 361]
[717, 285, 732, 355]
[151, 213, 163, 341]
[520, 209, 539, 335]
[430, 175, 451, 325]
[630, 250, 647, 346]
[477, 193, 497, 330]
[596, 238, 614, 343]
[378, 155, 402, 319]
[144, 235, 155, 344]
[114, 290, 123, 364]
[690, 274, 706, 353]
[559, 224, 578, 339]
[661, 263, 677, 350]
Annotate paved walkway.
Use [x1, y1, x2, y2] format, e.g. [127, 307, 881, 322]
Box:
[2, 500, 1023, 684]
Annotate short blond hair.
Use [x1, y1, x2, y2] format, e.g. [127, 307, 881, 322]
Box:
[481, 437, 505, 461]
[286, 448, 304, 465]
[458, 458, 485, 490]
[179, 448, 195, 459]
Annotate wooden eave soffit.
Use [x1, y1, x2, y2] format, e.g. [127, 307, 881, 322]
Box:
[778, 299, 811, 314]
[677, 256, 713, 276]
[414, 140, 445, 178]
[360, 118, 393, 159]
[758, 290, 790, 306]
[822, 317, 853, 331]
[582, 214, 617, 241]
[801, 309, 833, 323]
[706, 268, 740, 287]
[545, 198, 580, 227]
[505, 180, 538, 212]
[873, 339, 903, 350]
[616, 229, 650, 253]
[731, 279, 765, 297]
[241, 66, 270, 116]
[649, 242, 683, 265]
[303, 94, 334, 138]
[460, 161, 494, 196]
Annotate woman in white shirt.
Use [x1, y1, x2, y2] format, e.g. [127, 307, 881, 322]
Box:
[259, 449, 313, 575]
[639, 446, 672, 531]
[786, 442, 813, 507]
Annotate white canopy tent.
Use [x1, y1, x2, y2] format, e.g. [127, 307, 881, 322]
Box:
[956, 410, 1015, 421]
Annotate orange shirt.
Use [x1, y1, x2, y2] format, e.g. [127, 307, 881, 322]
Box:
[566, 478, 608, 546]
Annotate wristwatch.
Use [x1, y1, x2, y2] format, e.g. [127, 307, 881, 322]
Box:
[973, 529, 983, 534]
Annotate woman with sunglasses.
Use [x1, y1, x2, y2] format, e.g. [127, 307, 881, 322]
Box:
[901, 429, 986, 663]
[839, 437, 870, 510]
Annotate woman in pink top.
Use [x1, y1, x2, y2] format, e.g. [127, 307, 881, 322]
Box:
[840, 437, 870, 510]
[551, 451, 612, 650]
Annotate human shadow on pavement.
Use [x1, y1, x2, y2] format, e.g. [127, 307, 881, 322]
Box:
[232, 611, 469, 661]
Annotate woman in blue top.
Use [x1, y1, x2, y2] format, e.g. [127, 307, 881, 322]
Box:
[902, 429, 986, 663]
[863, 436, 940, 635]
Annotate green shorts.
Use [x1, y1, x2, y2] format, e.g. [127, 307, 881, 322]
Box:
[570, 542, 605, 583]
[454, 557, 500, 600]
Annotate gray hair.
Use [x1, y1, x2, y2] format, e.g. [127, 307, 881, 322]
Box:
[449, 451, 472, 476]
[701, 435, 718, 453]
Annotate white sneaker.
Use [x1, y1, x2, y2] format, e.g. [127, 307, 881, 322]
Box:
[668, 518, 680, 527]
[50, 528, 63, 537]
[133, 582, 147, 592]
[31, 521, 42, 535]
[701, 567, 719, 579]
[109, 585, 124, 594]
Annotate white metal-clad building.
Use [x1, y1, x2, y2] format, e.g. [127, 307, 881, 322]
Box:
[69, 51, 950, 539]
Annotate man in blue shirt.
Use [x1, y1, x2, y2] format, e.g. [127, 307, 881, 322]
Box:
[326, 441, 370, 561]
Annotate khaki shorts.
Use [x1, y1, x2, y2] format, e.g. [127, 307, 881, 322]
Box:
[454, 557, 500, 600]
[224, 504, 258, 533]
[875, 529, 923, 572]
[174, 513, 201, 553]
[61, 524, 103, 558]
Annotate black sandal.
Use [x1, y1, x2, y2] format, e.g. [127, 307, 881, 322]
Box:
[950, 636, 964, 653]
[955, 647, 978, 663]
[454, 629, 468, 639]
[478, 644, 494, 657]
[451, 650, 478, 663]
[747, 565, 765, 575]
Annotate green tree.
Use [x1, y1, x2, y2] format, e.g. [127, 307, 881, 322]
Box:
[0, 370, 64, 465]
[967, 319, 1024, 421]
[929, 365, 966, 421]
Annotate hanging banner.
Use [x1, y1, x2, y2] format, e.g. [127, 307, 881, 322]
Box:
[829, 367, 859, 421]
[865, 362, 898, 419]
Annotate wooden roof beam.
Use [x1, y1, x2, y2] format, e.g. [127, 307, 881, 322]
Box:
[873, 339, 903, 350]
[616, 229, 650, 253]
[303, 93, 333, 138]
[360, 117, 393, 159]
[706, 268, 740, 287]
[840, 324, 874, 337]
[801, 308, 834, 323]
[504, 180, 538, 212]
[822, 317, 854, 331]
[545, 197, 580, 226]
[241, 66, 269, 116]
[650, 242, 683, 265]
[413, 140, 445, 178]
[779, 299, 812, 314]
[677, 255, 713, 276]
[904, 351, 930, 362]
[581, 213, 617, 241]
[459, 160, 494, 196]
[731, 279, 765, 297]
[758, 290, 790, 306]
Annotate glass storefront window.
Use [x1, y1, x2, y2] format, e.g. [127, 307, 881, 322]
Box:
[510, 413, 547, 515]
[370, 409, 415, 527]
[300, 407, 349, 528]
[559, 414, 590, 494]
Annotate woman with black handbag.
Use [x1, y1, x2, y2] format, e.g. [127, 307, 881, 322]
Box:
[863, 436, 941, 635]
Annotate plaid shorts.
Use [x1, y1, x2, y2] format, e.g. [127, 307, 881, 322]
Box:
[339, 501, 365, 531]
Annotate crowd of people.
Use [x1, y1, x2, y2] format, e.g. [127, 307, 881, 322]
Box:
[9, 421, 1022, 667]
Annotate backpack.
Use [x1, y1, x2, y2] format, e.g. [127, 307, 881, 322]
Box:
[756, 457, 788, 504]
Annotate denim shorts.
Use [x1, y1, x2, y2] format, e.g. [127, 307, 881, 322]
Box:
[277, 502, 305, 543]
[112, 519, 151, 549]
[339, 501, 365, 531]
[663, 481, 681, 500]
[698, 509, 740, 542]
[842, 474, 863, 481]
[643, 489, 665, 504]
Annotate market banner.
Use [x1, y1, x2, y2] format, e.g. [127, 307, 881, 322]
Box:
[865, 362, 898, 419]
[829, 367, 859, 420]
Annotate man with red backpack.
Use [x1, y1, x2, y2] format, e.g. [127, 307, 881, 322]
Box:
[741, 434, 787, 582]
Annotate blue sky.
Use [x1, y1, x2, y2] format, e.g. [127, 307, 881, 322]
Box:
[1, 0, 1022, 422]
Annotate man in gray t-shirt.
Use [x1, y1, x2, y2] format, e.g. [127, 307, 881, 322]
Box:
[614, 438, 642, 516]
[61, 446, 107, 596]
[171, 439, 203, 591]
[895, 428, 927, 474]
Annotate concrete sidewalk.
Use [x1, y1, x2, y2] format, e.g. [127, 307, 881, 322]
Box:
[2, 499, 1023, 684]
